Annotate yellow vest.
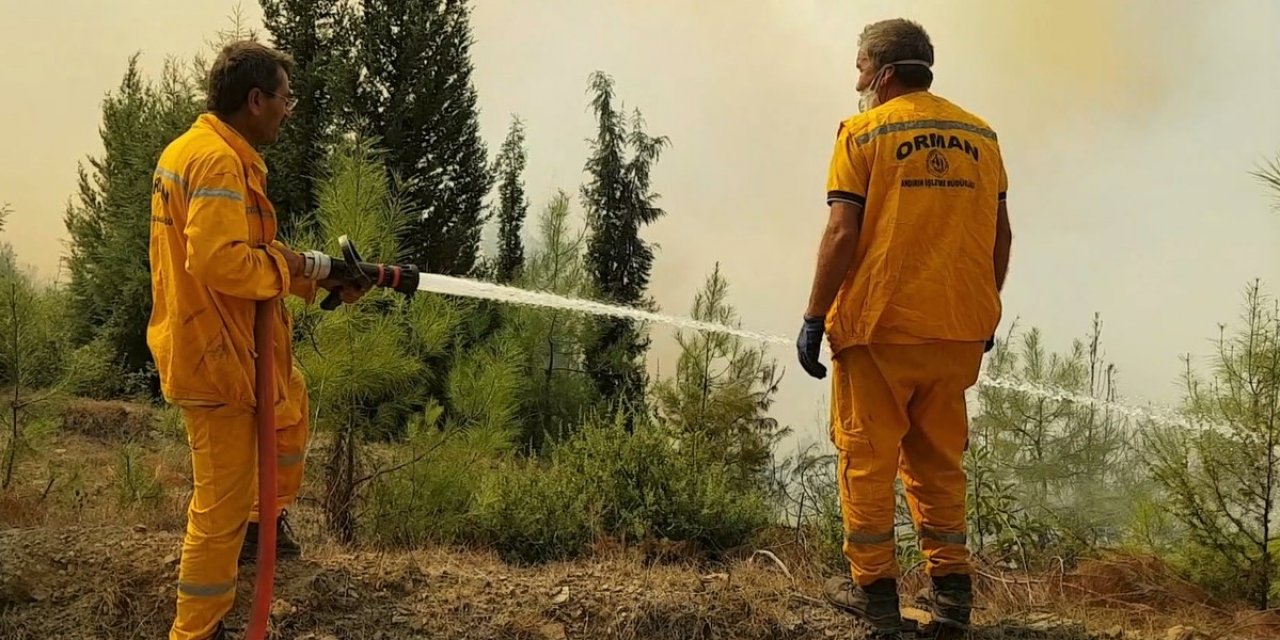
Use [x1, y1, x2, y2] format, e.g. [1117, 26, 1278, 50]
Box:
[824, 92, 1007, 353]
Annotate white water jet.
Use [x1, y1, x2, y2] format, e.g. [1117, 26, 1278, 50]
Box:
[415, 273, 1203, 431]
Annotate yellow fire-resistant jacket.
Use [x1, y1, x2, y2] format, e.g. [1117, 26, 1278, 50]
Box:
[147, 113, 316, 418]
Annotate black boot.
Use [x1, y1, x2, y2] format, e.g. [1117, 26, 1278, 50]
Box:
[822, 575, 908, 636]
[239, 509, 302, 564]
[929, 573, 973, 630]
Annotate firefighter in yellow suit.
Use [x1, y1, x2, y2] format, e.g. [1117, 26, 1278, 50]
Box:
[796, 19, 1013, 635]
[148, 41, 365, 640]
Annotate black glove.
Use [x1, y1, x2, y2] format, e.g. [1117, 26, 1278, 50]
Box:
[796, 315, 828, 379]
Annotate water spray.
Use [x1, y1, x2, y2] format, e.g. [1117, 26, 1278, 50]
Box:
[409, 272, 1201, 431]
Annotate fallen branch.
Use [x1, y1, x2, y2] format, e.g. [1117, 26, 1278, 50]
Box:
[975, 569, 1048, 585]
[1209, 607, 1280, 640]
[1059, 583, 1159, 612]
[40, 473, 55, 501]
[750, 550, 795, 586]
[788, 592, 826, 608]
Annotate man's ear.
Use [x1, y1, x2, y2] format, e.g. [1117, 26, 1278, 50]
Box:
[246, 87, 265, 115]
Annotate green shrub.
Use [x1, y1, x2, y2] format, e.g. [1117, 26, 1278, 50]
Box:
[363, 438, 486, 547]
[553, 413, 771, 550]
[470, 458, 598, 565]
[363, 402, 514, 548]
[0, 250, 76, 391]
[65, 337, 155, 400]
[471, 413, 772, 565]
[1166, 540, 1260, 604]
[115, 442, 164, 506]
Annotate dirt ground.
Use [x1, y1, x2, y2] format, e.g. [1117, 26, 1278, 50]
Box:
[0, 522, 1141, 640]
[7, 519, 1273, 640]
[0, 431, 1273, 639]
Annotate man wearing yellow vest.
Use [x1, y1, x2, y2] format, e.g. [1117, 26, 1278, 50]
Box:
[148, 40, 365, 640]
[796, 18, 1013, 635]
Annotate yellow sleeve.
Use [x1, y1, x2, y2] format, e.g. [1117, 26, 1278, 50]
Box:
[272, 240, 319, 304]
[182, 158, 292, 300]
[825, 121, 870, 208]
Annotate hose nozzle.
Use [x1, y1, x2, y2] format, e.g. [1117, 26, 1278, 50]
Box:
[300, 235, 421, 310]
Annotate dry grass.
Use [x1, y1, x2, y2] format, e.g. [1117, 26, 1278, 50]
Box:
[60, 399, 156, 441]
[0, 428, 1272, 639]
[1, 429, 190, 532]
[8, 518, 1250, 640]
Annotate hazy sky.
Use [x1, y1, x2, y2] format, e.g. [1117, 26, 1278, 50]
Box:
[3, 1, 1280, 450]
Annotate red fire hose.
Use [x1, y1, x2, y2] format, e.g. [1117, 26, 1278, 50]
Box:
[247, 299, 278, 640]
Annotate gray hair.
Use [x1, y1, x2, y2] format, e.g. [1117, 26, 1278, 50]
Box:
[858, 19, 934, 87]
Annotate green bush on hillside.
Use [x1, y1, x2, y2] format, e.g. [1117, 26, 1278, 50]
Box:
[469, 413, 772, 565]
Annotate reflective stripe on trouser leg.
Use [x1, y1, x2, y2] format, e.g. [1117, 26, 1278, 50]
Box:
[831, 346, 913, 586]
[171, 406, 255, 640]
[898, 341, 984, 578]
[919, 527, 967, 545]
[251, 368, 310, 523]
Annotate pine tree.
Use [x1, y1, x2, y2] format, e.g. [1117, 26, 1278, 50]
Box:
[0, 242, 76, 489]
[63, 55, 202, 395]
[493, 115, 528, 283]
[500, 191, 598, 450]
[969, 318, 1133, 556]
[581, 71, 670, 413]
[654, 263, 786, 481]
[293, 135, 422, 542]
[356, 0, 492, 275]
[260, 0, 358, 240]
[1148, 281, 1280, 609]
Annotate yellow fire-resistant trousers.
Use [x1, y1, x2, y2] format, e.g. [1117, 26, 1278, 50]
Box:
[170, 371, 310, 640]
[829, 341, 984, 586]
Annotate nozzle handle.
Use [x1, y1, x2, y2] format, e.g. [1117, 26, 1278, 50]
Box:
[320, 288, 343, 311]
[317, 235, 421, 311]
[319, 235, 368, 311]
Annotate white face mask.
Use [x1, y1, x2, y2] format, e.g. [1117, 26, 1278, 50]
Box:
[857, 59, 933, 112]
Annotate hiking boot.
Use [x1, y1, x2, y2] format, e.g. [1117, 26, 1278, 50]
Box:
[929, 573, 973, 630]
[822, 575, 907, 636]
[239, 509, 302, 564]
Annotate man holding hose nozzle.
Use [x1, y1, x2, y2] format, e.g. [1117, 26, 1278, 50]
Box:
[796, 19, 1013, 637]
[147, 40, 367, 640]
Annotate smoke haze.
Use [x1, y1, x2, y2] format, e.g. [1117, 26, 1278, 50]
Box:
[3, 1, 1279, 449]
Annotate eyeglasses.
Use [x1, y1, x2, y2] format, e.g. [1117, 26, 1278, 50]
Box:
[260, 88, 298, 111]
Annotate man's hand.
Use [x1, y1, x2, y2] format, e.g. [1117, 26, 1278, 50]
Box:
[797, 315, 828, 379]
[317, 278, 371, 305]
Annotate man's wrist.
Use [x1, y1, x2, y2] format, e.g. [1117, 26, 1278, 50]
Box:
[280, 246, 304, 277]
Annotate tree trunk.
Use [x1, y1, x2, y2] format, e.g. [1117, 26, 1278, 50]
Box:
[3, 281, 20, 490]
[325, 419, 358, 544]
